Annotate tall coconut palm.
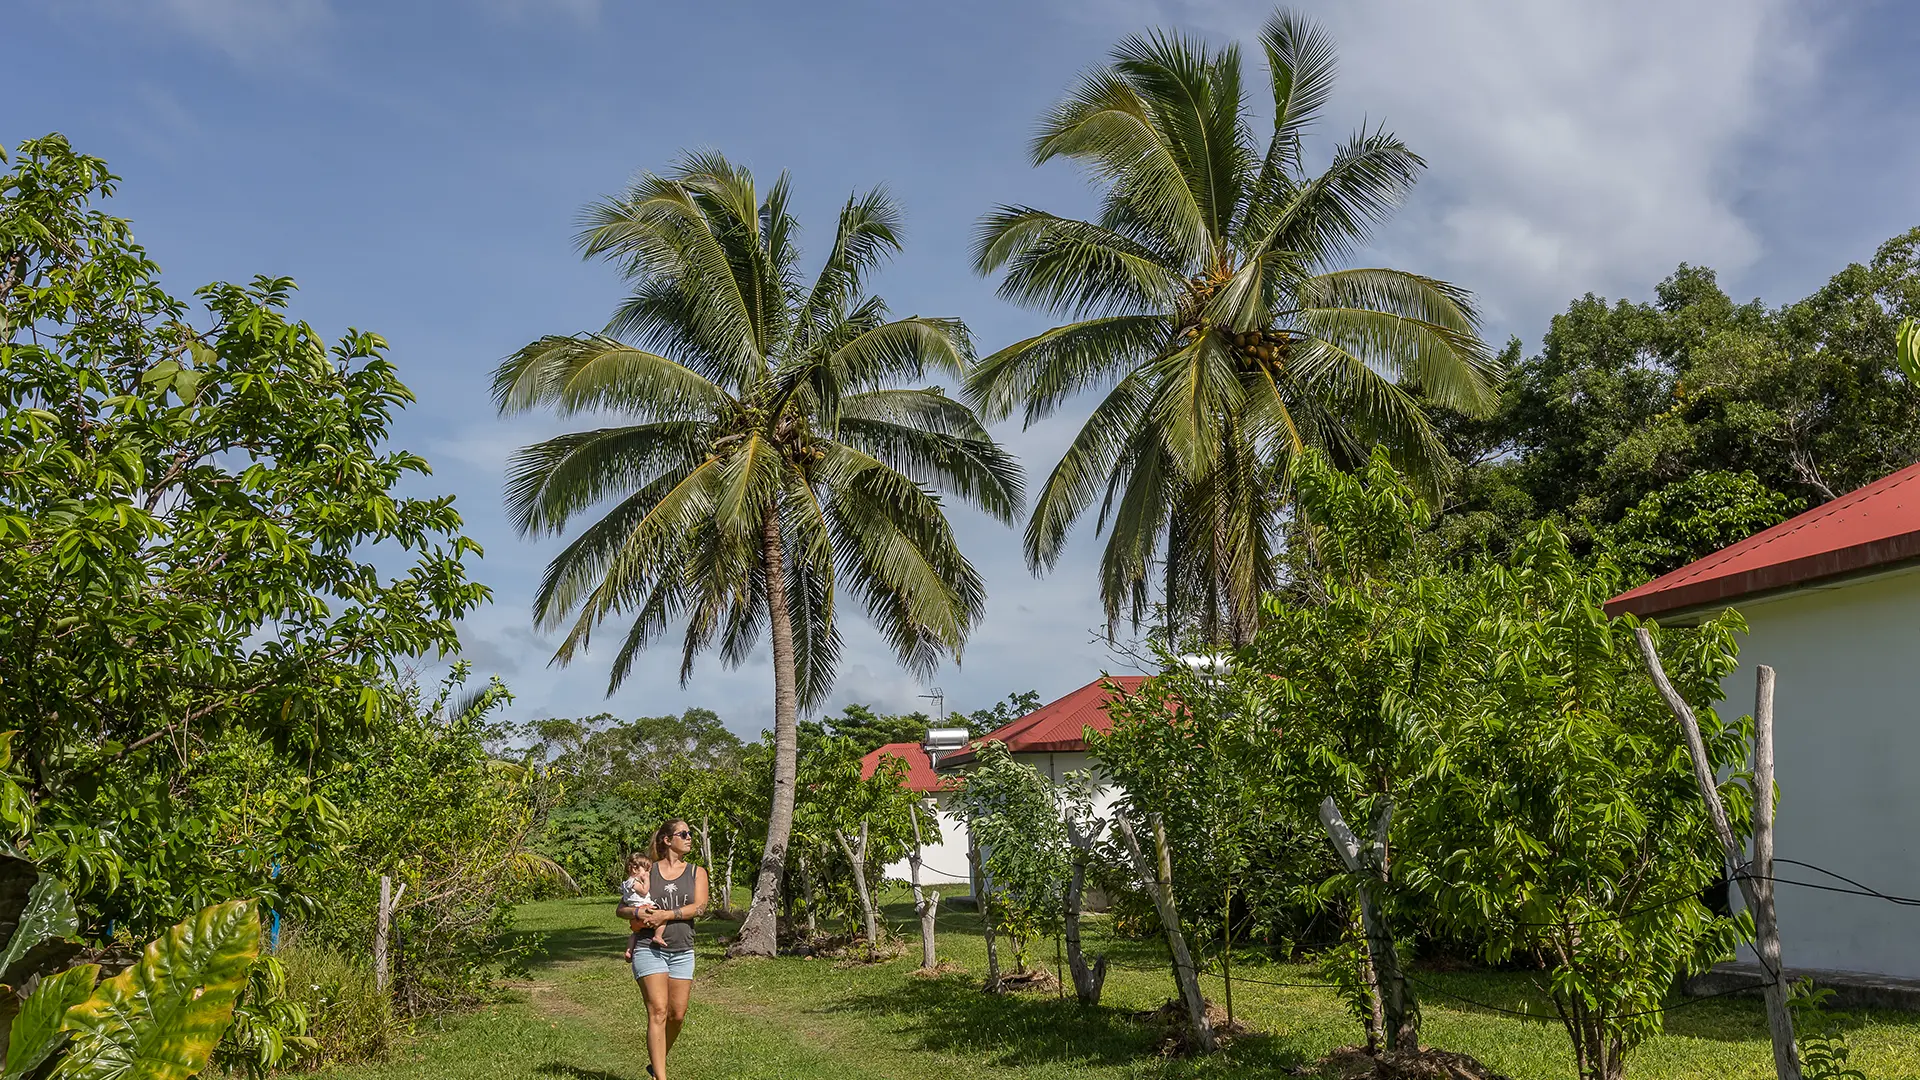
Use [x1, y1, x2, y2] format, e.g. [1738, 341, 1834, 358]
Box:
[967, 10, 1501, 644]
[494, 153, 1023, 957]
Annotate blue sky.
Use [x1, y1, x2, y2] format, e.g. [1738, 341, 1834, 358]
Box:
[12, 0, 1920, 738]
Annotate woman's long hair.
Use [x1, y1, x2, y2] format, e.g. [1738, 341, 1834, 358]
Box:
[651, 818, 690, 863]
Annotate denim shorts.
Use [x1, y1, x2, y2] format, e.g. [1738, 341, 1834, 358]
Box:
[631, 941, 695, 981]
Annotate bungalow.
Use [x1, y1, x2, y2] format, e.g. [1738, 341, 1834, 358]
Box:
[1606, 461, 1920, 981]
[858, 739, 970, 887]
[861, 675, 1149, 893]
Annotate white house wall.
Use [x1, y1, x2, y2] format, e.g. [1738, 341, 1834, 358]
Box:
[1718, 565, 1920, 978]
[878, 795, 971, 888]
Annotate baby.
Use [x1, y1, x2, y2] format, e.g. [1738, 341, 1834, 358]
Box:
[620, 852, 668, 960]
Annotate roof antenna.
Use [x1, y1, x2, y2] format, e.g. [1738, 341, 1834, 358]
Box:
[918, 687, 945, 724]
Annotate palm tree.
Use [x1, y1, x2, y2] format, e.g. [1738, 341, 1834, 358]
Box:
[967, 9, 1501, 644]
[493, 153, 1023, 957]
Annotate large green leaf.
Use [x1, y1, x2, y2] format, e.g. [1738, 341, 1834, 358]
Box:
[5, 965, 97, 1080]
[53, 901, 258, 1080]
[0, 876, 79, 989]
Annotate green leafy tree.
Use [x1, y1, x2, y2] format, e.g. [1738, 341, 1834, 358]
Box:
[811, 704, 931, 755]
[492, 152, 1023, 956]
[960, 691, 1042, 735]
[1235, 449, 1450, 1049]
[1438, 239, 1920, 561]
[949, 742, 1070, 977]
[1399, 526, 1749, 1080]
[0, 744, 260, 1080]
[967, 9, 1498, 643]
[793, 736, 924, 947]
[0, 135, 488, 935]
[1602, 471, 1797, 583]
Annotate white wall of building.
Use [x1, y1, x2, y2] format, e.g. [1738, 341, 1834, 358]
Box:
[1717, 565, 1920, 977]
[878, 794, 971, 888]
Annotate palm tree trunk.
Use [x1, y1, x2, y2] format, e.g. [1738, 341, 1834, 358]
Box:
[729, 504, 799, 958]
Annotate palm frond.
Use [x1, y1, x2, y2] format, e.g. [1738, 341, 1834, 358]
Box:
[504, 422, 709, 537]
[491, 334, 729, 418]
[973, 207, 1182, 316]
[964, 315, 1167, 425]
[1032, 64, 1213, 265]
[1293, 268, 1502, 414]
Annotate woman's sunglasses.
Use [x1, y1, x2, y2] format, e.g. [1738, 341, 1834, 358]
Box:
[670, 830, 693, 839]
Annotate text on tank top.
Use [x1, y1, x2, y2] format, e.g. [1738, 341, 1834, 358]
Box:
[650, 861, 696, 952]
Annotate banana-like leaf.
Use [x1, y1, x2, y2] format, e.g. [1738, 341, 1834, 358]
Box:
[0, 877, 79, 989]
[1898, 318, 1920, 384]
[5, 965, 98, 1080]
[53, 901, 259, 1080]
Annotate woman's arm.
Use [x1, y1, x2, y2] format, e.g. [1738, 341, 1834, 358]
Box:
[687, 866, 710, 916]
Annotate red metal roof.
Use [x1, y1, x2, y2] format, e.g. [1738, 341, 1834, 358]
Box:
[1605, 461, 1920, 620]
[937, 676, 1150, 768]
[860, 742, 946, 793]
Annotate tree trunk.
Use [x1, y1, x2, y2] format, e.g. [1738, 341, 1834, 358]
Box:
[836, 823, 878, 949]
[731, 506, 800, 959]
[1355, 907, 1385, 1054]
[1320, 797, 1416, 1054]
[721, 830, 737, 916]
[800, 852, 819, 939]
[1637, 633, 1800, 1080]
[971, 839, 1001, 991]
[1064, 851, 1107, 1004]
[699, 816, 715, 880]
[1113, 812, 1215, 1052]
[909, 805, 938, 971]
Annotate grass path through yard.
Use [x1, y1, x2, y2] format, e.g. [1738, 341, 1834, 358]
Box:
[312, 894, 1920, 1080]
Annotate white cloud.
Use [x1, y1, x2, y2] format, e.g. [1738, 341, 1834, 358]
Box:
[1073, 0, 1825, 333]
[134, 0, 331, 64]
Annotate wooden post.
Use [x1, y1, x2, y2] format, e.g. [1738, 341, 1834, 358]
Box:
[1114, 812, 1215, 1052]
[374, 874, 392, 995]
[1320, 797, 1415, 1054]
[1222, 878, 1234, 1026]
[909, 804, 939, 971]
[1636, 630, 1800, 1080]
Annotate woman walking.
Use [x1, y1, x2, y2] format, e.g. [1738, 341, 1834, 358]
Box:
[618, 818, 709, 1080]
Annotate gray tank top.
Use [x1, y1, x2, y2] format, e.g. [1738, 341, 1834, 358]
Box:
[650, 862, 697, 952]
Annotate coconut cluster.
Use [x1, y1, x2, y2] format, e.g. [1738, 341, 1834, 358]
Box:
[1231, 328, 1290, 365]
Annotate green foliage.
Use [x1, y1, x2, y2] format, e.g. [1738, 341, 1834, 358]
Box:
[56, 900, 260, 1080]
[1791, 980, 1870, 1080]
[1398, 528, 1747, 1080]
[0, 134, 488, 938]
[298, 670, 554, 1014]
[948, 743, 1069, 970]
[968, 9, 1499, 641]
[494, 151, 1022, 703]
[212, 955, 317, 1080]
[0, 848, 258, 1080]
[1439, 240, 1920, 560]
[790, 735, 927, 937]
[265, 940, 394, 1067]
[1602, 471, 1798, 584]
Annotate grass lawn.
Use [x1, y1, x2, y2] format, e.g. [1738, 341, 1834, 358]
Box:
[310, 888, 1920, 1080]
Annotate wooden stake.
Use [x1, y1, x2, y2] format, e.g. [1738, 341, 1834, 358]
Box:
[1636, 630, 1799, 1080]
[1114, 812, 1215, 1052]
[374, 874, 392, 995]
